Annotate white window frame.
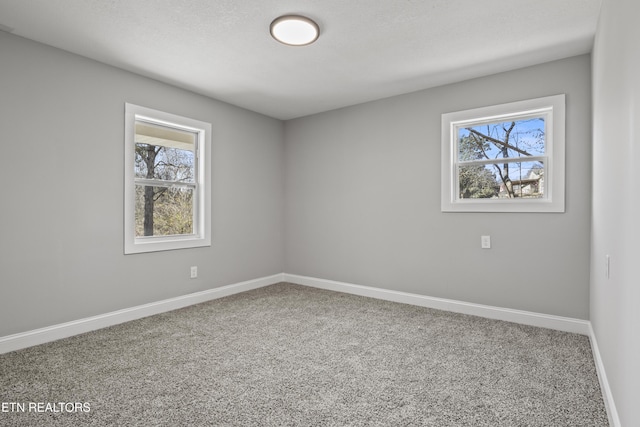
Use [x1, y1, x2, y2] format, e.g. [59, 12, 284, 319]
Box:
[124, 103, 211, 254]
[441, 94, 565, 213]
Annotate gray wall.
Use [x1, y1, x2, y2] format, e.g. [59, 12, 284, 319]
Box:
[591, 0, 640, 424]
[0, 32, 284, 337]
[285, 55, 592, 319]
[0, 31, 594, 338]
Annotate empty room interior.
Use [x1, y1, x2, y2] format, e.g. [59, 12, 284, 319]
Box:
[0, 0, 637, 426]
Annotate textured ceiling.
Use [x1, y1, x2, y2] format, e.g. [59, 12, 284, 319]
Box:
[0, 0, 602, 120]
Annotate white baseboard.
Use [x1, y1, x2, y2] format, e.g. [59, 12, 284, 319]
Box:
[0, 273, 284, 355]
[0, 271, 591, 349]
[588, 324, 621, 427]
[284, 273, 591, 335]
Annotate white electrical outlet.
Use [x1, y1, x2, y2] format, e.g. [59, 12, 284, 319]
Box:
[190, 266, 198, 279]
[605, 255, 610, 279]
[481, 235, 491, 249]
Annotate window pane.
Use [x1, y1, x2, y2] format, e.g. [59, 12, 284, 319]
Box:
[458, 164, 500, 199]
[458, 117, 545, 162]
[458, 161, 544, 199]
[135, 185, 194, 237]
[134, 121, 196, 183]
[497, 161, 545, 199]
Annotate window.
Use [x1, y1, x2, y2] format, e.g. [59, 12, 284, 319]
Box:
[441, 94, 565, 212]
[124, 103, 211, 254]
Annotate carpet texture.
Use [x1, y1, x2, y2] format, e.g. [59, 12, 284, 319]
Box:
[1, 283, 608, 426]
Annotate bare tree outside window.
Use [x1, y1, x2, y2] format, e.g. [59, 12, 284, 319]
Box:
[124, 103, 211, 254]
[441, 95, 564, 213]
[457, 117, 546, 200]
[133, 122, 196, 237]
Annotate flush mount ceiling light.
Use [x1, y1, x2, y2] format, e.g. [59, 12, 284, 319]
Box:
[270, 15, 319, 46]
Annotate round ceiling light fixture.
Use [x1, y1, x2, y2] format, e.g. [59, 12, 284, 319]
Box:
[270, 15, 319, 46]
